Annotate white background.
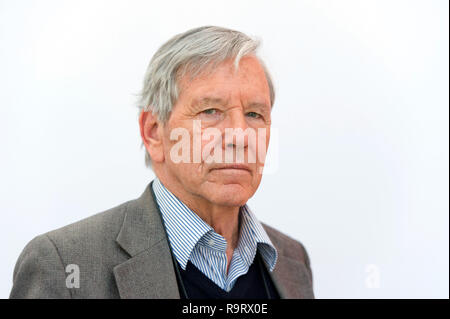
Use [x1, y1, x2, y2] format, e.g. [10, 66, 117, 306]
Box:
[1, 0, 448, 298]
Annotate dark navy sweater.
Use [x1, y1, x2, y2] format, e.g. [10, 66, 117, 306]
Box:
[176, 252, 280, 299]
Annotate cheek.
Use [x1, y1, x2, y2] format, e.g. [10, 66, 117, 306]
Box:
[201, 130, 222, 158]
[253, 129, 270, 162]
[162, 132, 205, 175]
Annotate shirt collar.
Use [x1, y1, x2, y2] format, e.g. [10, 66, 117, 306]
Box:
[238, 205, 278, 271]
[152, 177, 278, 271]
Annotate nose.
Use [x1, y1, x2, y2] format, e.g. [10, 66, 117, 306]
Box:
[222, 109, 250, 150]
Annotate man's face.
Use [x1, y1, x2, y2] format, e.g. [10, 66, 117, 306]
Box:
[159, 55, 272, 207]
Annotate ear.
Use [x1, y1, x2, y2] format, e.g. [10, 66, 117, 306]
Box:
[139, 110, 165, 163]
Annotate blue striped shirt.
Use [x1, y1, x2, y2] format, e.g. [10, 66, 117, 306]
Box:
[152, 178, 278, 292]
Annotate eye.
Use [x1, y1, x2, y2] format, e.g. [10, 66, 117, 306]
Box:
[246, 111, 261, 119]
[202, 108, 218, 115]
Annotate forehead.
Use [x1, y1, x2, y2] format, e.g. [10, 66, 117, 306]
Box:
[176, 56, 271, 106]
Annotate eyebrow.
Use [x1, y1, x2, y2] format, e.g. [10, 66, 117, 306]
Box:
[247, 101, 270, 110]
[192, 97, 269, 110]
[191, 97, 228, 108]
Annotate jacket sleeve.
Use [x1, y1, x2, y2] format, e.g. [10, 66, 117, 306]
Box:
[10, 234, 72, 299]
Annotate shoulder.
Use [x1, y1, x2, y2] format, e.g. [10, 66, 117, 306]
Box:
[16, 199, 132, 265]
[261, 222, 312, 267]
[44, 200, 129, 249]
[10, 200, 134, 298]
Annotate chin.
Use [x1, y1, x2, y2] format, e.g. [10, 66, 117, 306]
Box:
[207, 183, 253, 207]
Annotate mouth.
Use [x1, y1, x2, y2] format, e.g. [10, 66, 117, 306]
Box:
[209, 164, 252, 172]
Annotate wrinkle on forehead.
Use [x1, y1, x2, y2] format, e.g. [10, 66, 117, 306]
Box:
[171, 56, 271, 120]
[177, 56, 266, 91]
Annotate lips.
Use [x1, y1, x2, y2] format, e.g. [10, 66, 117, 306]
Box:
[210, 164, 252, 172]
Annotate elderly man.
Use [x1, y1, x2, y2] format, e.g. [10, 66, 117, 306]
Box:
[10, 26, 314, 299]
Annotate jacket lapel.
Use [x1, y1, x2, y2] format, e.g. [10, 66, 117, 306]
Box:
[263, 225, 315, 299]
[266, 254, 314, 299]
[113, 183, 180, 299]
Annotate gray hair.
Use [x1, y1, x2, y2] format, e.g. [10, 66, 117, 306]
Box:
[136, 26, 275, 167]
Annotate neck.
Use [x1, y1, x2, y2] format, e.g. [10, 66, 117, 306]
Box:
[197, 204, 241, 250]
[155, 172, 241, 251]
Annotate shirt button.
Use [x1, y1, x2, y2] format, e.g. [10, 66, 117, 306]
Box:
[208, 239, 215, 246]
